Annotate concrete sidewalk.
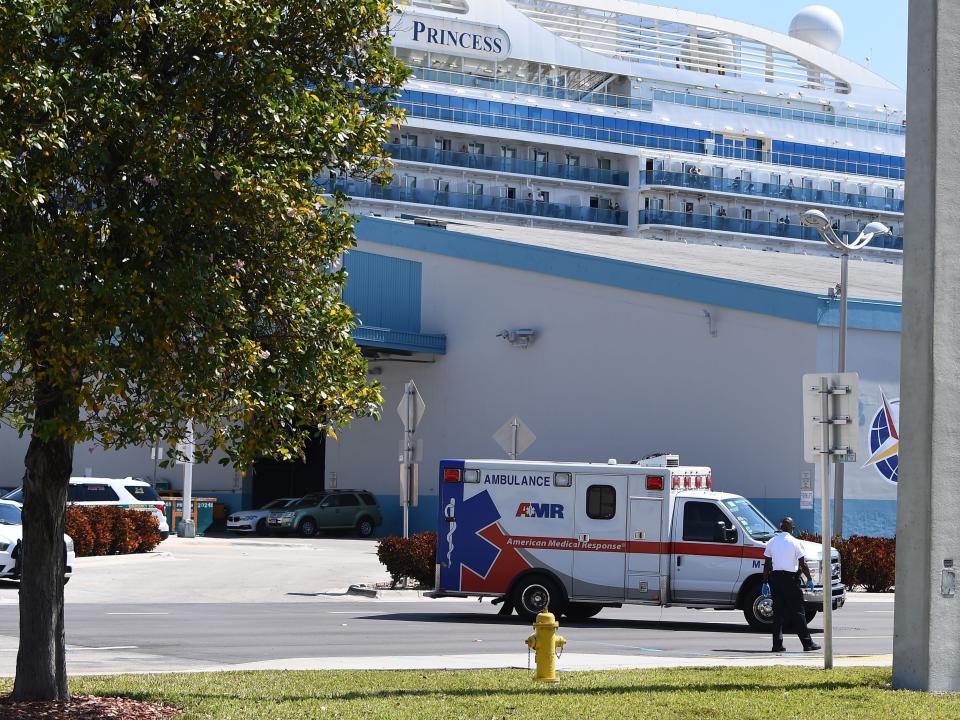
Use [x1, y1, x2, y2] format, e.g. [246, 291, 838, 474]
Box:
[220, 651, 892, 673]
[51, 649, 891, 676]
[59, 534, 393, 605]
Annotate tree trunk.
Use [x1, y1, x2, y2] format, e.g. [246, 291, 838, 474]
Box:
[12, 384, 77, 701]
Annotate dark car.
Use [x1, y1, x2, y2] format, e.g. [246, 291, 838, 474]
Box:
[267, 490, 382, 537]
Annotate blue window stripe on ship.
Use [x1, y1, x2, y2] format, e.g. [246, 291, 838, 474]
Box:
[395, 91, 905, 180]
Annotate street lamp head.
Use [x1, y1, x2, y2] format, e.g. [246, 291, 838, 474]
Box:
[800, 209, 831, 230]
[845, 220, 892, 250]
[862, 221, 892, 236]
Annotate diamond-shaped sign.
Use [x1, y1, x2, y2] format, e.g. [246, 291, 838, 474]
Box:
[397, 380, 426, 433]
[494, 416, 536, 458]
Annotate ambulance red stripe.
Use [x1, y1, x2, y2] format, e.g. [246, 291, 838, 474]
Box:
[501, 534, 766, 558]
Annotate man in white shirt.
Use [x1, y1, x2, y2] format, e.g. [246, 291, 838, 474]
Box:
[762, 517, 821, 653]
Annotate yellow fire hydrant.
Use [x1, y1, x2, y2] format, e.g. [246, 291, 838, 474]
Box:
[525, 611, 566, 682]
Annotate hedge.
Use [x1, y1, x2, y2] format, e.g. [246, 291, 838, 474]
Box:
[65, 506, 164, 557]
[376, 532, 437, 588]
[797, 532, 896, 592]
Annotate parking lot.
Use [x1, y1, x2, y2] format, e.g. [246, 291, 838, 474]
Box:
[49, 533, 392, 605]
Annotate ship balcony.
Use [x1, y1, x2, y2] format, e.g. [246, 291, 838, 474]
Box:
[638, 209, 904, 250]
[642, 171, 903, 215]
[385, 144, 630, 187]
[409, 67, 653, 114]
[321, 179, 628, 227]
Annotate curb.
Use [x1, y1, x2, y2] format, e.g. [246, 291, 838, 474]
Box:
[347, 584, 380, 598]
[346, 585, 440, 599]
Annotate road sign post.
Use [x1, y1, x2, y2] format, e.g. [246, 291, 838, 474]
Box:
[176, 420, 196, 538]
[802, 372, 859, 671]
[397, 381, 425, 539]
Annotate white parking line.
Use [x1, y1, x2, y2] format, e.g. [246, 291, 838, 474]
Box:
[105, 612, 170, 616]
[68, 645, 139, 651]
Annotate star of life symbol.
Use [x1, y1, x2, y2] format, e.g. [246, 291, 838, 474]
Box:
[863, 387, 899, 484]
[443, 498, 456, 566]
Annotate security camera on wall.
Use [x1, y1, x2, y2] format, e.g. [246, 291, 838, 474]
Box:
[496, 328, 538, 349]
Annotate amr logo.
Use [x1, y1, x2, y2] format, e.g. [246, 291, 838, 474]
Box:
[515, 502, 564, 519]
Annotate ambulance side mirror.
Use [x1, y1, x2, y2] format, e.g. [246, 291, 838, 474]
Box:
[714, 521, 738, 544]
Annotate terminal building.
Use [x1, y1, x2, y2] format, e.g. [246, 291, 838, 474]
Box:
[0, 2, 905, 537]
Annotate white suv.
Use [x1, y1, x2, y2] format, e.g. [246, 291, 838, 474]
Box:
[0, 499, 75, 582]
[5, 477, 170, 539]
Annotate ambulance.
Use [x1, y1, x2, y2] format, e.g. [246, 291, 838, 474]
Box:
[432, 454, 845, 629]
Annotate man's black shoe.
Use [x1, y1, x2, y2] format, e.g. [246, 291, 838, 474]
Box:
[803, 643, 822, 652]
[771, 646, 786, 652]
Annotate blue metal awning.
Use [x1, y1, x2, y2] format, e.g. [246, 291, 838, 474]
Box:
[352, 326, 446, 355]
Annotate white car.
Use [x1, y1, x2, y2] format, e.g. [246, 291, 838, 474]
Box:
[4, 477, 170, 539]
[227, 498, 299, 534]
[0, 500, 75, 582]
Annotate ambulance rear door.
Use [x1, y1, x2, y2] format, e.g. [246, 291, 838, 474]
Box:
[571, 474, 627, 600]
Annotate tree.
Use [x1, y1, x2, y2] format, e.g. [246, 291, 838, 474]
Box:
[0, 0, 407, 700]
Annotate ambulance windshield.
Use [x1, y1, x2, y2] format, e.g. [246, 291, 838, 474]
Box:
[722, 498, 778, 541]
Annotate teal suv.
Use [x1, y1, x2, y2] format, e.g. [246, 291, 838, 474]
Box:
[267, 490, 382, 538]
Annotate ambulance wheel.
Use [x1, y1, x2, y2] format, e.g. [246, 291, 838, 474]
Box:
[564, 602, 603, 621]
[255, 518, 268, 536]
[512, 575, 566, 621]
[743, 584, 775, 631]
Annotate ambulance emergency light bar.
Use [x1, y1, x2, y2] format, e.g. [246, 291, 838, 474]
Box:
[671, 474, 713, 490]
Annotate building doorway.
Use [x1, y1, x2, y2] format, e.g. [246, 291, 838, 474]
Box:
[250, 434, 326, 508]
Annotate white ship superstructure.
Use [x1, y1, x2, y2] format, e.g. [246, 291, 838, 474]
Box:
[331, 1, 905, 261]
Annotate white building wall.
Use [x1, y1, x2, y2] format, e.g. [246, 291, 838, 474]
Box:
[326, 239, 835, 535]
[0, 426, 240, 500]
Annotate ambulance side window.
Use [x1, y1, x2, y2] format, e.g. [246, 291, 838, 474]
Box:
[586, 485, 616, 520]
[682, 501, 730, 542]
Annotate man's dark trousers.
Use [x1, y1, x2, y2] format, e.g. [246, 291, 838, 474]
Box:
[770, 570, 813, 648]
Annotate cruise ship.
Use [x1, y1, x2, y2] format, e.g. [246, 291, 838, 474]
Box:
[330, 0, 905, 261]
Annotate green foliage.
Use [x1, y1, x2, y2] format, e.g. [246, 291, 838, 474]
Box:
[0, 0, 408, 465]
[64, 505, 162, 556]
[10, 668, 960, 719]
[376, 531, 436, 587]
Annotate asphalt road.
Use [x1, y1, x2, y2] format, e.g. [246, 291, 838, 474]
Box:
[0, 596, 893, 674]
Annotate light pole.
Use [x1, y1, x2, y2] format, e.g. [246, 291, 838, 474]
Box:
[801, 209, 891, 537]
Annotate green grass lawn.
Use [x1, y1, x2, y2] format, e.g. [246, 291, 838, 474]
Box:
[6, 667, 959, 720]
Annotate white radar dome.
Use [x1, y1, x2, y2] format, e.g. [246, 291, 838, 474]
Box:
[788, 5, 844, 53]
